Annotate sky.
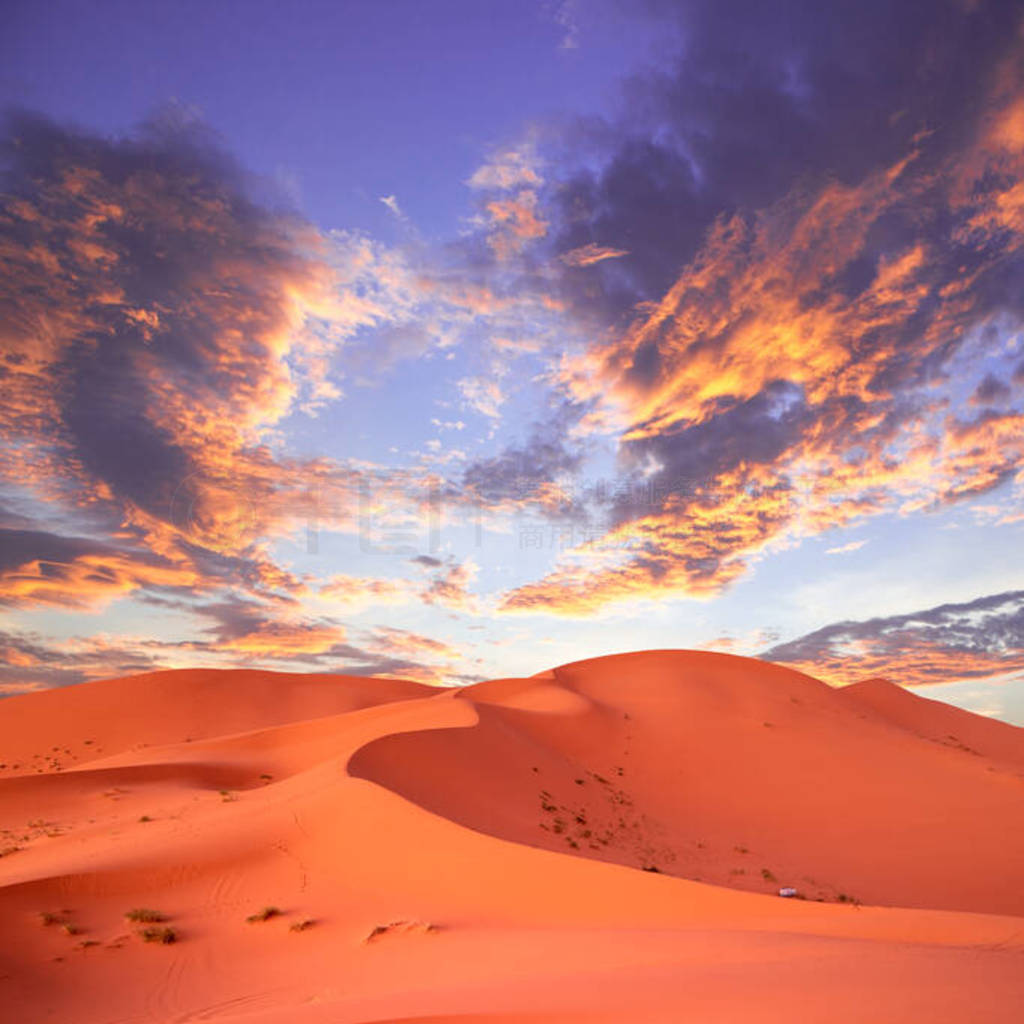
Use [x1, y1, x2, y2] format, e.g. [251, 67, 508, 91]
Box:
[2, 0, 1024, 724]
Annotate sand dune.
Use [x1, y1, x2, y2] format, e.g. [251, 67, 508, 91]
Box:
[1, 651, 1022, 1022]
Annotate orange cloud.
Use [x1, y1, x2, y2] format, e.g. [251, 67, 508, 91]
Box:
[501, 49, 1024, 615]
[210, 619, 345, 657]
[485, 191, 548, 260]
[560, 243, 630, 267]
[318, 574, 414, 609]
[420, 558, 478, 612]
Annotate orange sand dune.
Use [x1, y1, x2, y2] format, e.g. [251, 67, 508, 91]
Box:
[1, 650, 1022, 1022]
[0, 668, 432, 776]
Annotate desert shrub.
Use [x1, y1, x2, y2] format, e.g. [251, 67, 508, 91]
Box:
[125, 908, 165, 923]
[761, 868, 776, 882]
[246, 906, 282, 923]
[289, 918, 315, 932]
[139, 926, 176, 944]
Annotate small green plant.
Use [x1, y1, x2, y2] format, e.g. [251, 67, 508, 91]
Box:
[761, 868, 777, 882]
[39, 911, 63, 926]
[246, 906, 282, 923]
[125, 908, 166, 923]
[289, 918, 315, 932]
[139, 926, 176, 944]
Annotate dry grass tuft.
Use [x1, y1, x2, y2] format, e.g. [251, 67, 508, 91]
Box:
[246, 906, 282, 923]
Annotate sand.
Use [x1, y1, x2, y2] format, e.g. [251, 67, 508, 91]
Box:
[1, 649, 1021, 1022]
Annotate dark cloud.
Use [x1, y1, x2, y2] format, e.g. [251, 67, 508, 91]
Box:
[762, 589, 1024, 686]
[0, 627, 162, 693]
[409, 554, 443, 568]
[1, 107, 337, 550]
[972, 373, 1013, 406]
[0, 529, 109, 574]
[612, 380, 812, 522]
[0, 526, 199, 608]
[547, 0, 1024, 319]
[460, 409, 587, 511]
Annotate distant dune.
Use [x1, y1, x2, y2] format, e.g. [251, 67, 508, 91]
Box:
[1, 650, 1022, 1022]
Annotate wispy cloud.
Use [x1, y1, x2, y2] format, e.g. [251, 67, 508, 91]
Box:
[826, 540, 867, 556]
[379, 193, 404, 219]
[560, 243, 629, 267]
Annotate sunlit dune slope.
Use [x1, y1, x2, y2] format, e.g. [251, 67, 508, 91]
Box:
[350, 650, 1024, 915]
[840, 675, 1024, 770]
[0, 651, 1022, 1024]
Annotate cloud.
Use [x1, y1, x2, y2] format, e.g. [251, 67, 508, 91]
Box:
[972, 373, 1013, 406]
[458, 375, 505, 419]
[762, 589, 1024, 687]
[379, 194, 404, 219]
[467, 146, 542, 191]
[549, 0, 580, 51]
[195, 596, 346, 657]
[0, 109, 467, 621]
[496, 9, 1024, 614]
[0, 110, 377, 582]
[560, 243, 630, 267]
[461, 412, 586, 512]
[317, 574, 415, 610]
[546, 0, 1024, 320]
[0, 624, 205, 692]
[419, 557, 479, 612]
[825, 540, 867, 555]
[0, 528, 199, 609]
